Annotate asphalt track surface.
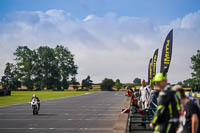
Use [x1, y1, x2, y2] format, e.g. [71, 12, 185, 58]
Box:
[0, 91, 126, 133]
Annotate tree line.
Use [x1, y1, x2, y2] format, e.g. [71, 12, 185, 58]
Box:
[1, 45, 78, 90]
[0, 45, 130, 91]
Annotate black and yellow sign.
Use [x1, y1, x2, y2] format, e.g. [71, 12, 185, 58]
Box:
[148, 58, 153, 86]
[160, 29, 173, 76]
[152, 49, 159, 79]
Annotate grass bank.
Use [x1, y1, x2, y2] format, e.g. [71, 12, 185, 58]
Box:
[0, 90, 95, 106]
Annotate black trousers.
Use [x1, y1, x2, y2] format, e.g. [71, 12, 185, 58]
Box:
[154, 122, 178, 133]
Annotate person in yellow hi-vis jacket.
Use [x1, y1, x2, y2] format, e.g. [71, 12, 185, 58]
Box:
[150, 73, 181, 133]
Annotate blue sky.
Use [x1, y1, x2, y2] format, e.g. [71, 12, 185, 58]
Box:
[0, 0, 200, 83]
[0, 0, 200, 24]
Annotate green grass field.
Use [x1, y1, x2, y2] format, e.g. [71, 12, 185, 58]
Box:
[0, 90, 93, 106]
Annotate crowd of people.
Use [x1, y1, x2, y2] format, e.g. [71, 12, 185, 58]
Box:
[126, 73, 200, 133]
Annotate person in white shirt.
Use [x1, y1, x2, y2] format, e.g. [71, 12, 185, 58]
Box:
[139, 79, 151, 109]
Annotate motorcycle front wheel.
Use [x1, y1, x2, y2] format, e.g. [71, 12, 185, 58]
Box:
[33, 106, 36, 115]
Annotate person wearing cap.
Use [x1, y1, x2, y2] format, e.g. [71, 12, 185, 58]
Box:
[151, 73, 181, 133]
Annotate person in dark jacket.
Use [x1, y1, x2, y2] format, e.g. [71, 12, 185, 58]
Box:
[151, 73, 181, 133]
[151, 89, 159, 105]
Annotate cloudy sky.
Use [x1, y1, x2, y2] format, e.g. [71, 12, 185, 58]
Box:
[0, 0, 200, 83]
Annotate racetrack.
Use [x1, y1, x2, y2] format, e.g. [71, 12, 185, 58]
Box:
[0, 91, 126, 133]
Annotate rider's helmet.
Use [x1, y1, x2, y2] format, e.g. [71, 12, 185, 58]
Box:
[32, 94, 36, 98]
[152, 73, 167, 83]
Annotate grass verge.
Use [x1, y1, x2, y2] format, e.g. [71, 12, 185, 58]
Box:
[0, 90, 93, 106]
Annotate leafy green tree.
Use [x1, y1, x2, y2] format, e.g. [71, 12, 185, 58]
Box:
[133, 78, 141, 86]
[114, 79, 122, 91]
[123, 83, 135, 89]
[81, 75, 93, 89]
[177, 81, 183, 85]
[1, 63, 20, 92]
[54, 45, 78, 90]
[191, 50, 200, 90]
[35, 46, 59, 90]
[11, 65, 21, 90]
[14, 46, 35, 90]
[101, 78, 115, 91]
[183, 78, 195, 88]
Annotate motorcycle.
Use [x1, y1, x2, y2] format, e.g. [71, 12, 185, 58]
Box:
[30, 98, 39, 115]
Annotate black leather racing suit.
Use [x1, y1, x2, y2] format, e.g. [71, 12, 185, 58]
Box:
[152, 85, 181, 133]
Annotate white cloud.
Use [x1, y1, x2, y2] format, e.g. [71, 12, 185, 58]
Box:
[0, 10, 200, 83]
[83, 14, 95, 22]
[160, 10, 200, 31]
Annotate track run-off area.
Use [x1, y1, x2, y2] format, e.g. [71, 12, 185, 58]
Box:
[0, 91, 126, 133]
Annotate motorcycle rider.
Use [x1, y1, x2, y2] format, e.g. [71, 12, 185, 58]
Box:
[151, 73, 181, 133]
[30, 94, 40, 110]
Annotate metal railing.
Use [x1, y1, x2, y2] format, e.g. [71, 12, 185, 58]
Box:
[126, 96, 157, 132]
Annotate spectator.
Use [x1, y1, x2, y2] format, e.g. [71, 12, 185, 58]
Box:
[173, 85, 197, 103]
[125, 87, 132, 97]
[151, 89, 159, 105]
[139, 79, 151, 127]
[139, 79, 151, 109]
[178, 89, 200, 133]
